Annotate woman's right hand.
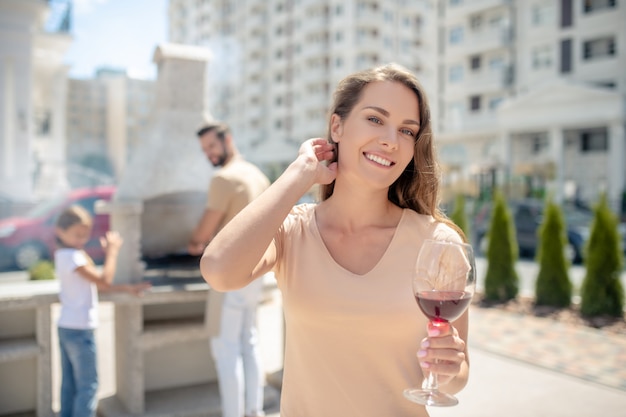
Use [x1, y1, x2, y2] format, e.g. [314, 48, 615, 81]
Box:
[297, 138, 338, 186]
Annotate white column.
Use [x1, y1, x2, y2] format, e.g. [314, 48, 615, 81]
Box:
[97, 199, 145, 284]
[550, 127, 565, 204]
[2, 58, 14, 179]
[500, 130, 512, 189]
[608, 123, 625, 213]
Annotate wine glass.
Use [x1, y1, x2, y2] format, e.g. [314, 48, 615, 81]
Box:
[403, 239, 476, 407]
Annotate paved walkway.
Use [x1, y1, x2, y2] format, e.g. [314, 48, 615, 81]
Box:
[469, 305, 626, 391]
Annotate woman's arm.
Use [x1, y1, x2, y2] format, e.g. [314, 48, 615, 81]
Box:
[201, 138, 336, 291]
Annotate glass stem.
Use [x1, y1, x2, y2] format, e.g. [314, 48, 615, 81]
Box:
[423, 365, 439, 391]
[423, 320, 449, 391]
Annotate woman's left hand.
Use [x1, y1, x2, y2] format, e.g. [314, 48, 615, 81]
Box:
[417, 321, 466, 386]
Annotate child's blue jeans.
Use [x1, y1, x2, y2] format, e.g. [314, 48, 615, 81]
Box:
[58, 327, 98, 417]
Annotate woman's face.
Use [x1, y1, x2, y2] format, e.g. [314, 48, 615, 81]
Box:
[330, 80, 419, 190]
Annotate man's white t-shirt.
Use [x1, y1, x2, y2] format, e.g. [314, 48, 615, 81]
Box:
[56, 248, 99, 329]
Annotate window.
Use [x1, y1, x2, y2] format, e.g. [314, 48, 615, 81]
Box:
[470, 15, 482, 30]
[531, 133, 549, 154]
[592, 80, 616, 89]
[560, 0, 573, 27]
[583, 37, 616, 60]
[532, 45, 552, 69]
[560, 38, 572, 73]
[469, 95, 481, 112]
[489, 56, 504, 70]
[584, 0, 616, 13]
[470, 55, 481, 70]
[449, 26, 463, 44]
[489, 97, 503, 110]
[580, 128, 608, 151]
[449, 65, 464, 82]
[531, 2, 555, 26]
[401, 39, 411, 53]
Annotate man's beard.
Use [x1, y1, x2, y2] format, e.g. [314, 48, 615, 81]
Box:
[211, 148, 229, 167]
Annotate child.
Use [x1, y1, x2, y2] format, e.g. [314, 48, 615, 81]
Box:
[55, 205, 151, 417]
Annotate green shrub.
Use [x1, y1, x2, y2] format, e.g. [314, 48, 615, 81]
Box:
[450, 194, 470, 240]
[28, 260, 56, 281]
[535, 199, 572, 307]
[580, 193, 624, 317]
[484, 190, 519, 302]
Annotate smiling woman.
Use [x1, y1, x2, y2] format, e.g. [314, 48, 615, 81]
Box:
[199, 63, 469, 417]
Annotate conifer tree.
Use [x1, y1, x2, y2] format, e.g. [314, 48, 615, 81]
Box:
[535, 199, 572, 307]
[450, 194, 470, 239]
[580, 193, 625, 317]
[484, 190, 519, 302]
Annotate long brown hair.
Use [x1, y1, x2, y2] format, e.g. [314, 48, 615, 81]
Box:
[319, 63, 465, 241]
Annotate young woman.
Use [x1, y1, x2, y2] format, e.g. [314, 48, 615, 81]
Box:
[55, 205, 150, 417]
[200, 63, 469, 416]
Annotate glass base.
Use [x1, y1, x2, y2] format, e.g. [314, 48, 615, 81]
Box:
[403, 388, 459, 407]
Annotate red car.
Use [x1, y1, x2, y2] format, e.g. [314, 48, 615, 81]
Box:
[0, 185, 115, 270]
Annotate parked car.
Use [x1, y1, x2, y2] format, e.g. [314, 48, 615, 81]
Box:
[473, 199, 598, 264]
[0, 186, 115, 270]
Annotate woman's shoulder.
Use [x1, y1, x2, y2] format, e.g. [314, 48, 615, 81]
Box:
[291, 202, 316, 215]
[402, 209, 463, 242]
[276, 203, 316, 235]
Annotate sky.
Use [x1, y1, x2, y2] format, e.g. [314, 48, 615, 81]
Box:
[63, 0, 168, 79]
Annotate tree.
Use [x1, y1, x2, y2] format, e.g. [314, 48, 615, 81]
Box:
[535, 199, 572, 307]
[580, 193, 625, 318]
[483, 190, 519, 302]
[450, 194, 470, 240]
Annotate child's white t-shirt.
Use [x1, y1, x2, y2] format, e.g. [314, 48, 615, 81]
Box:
[56, 248, 99, 329]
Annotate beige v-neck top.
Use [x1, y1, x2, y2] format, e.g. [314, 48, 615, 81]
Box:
[272, 203, 463, 417]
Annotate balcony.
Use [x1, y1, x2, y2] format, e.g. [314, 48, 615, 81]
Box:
[355, 10, 382, 28]
[446, 0, 512, 20]
[447, 68, 509, 96]
[300, 41, 329, 60]
[442, 109, 499, 135]
[300, 14, 329, 36]
[446, 26, 513, 57]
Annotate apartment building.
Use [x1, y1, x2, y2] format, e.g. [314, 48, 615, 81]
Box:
[438, 0, 625, 209]
[66, 68, 155, 187]
[168, 0, 437, 174]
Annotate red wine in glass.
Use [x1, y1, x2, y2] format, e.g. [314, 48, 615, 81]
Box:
[415, 290, 473, 323]
[404, 239, 476, 407]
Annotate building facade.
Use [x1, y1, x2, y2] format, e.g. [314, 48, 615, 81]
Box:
[66, 68, 155, 187]
[168, 0, 437, 176]
[437, 0, 625, 210]
[167, 0, 625, 211]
